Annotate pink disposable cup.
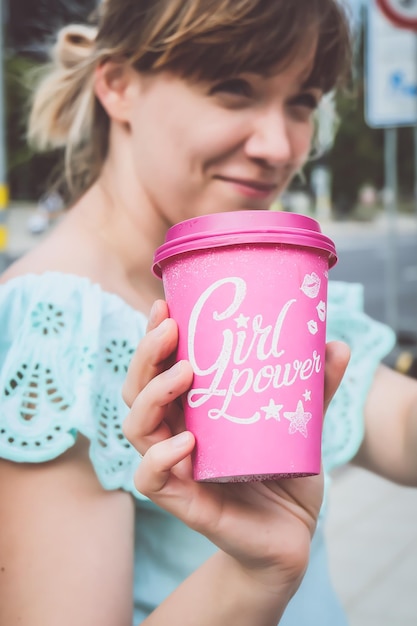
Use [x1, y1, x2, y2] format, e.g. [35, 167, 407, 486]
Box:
[153, 211, 337, 482]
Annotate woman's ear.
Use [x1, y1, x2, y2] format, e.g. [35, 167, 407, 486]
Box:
[94, 61, 137, 123]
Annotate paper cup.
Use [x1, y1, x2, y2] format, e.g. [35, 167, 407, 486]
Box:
[153, 211, 337, 482]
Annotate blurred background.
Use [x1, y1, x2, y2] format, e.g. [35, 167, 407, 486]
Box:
[1, 3, 417, 625]
[1, 0, 416, 215]
[2, 0, 414, 215]
[1, 0, 417, 372]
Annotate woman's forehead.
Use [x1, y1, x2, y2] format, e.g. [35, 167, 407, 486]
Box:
[259, 35, 319, 83]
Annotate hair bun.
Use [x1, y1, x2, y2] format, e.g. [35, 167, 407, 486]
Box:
[54, 25, 98, 69]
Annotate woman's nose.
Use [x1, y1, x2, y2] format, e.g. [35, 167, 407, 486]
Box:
[244, 109, 294, 165]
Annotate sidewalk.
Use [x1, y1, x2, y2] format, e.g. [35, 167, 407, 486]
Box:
[3, 204, 417, 625]
[326, 466, 417, 626]
[324, 211, 417, 252]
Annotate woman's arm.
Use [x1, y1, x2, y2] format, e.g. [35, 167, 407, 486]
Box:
[353, 364, 417, 485]
[142, 551, 299, 626]
[0, 436, 135, 626]
[123, 300, 349, 626]
[0, 434, 308, 626]
[0, 301, 348, 626]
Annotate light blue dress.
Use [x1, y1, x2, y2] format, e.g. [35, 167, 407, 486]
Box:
[0, 273, 395, 625]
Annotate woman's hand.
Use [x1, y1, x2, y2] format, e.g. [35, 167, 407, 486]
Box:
[123, 300, 350, 589]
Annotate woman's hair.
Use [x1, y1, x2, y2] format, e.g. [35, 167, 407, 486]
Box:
[28, 0, 352, 202]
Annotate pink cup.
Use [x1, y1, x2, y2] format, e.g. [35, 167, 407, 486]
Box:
[153, 211, 337, 482]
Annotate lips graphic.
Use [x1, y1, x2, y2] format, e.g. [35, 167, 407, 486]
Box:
[316, 301, 326, 322]
[307, 320, 318, 335]
[300, 273, 321, 299]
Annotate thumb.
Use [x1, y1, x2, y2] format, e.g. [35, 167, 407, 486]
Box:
[323, 341, 350, 415]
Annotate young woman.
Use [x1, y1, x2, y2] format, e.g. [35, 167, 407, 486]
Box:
[1, 1, 414, 625]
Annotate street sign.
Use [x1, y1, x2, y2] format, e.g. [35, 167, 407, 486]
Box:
[376, 0, 417, 30]
[366, 0, 417, 127]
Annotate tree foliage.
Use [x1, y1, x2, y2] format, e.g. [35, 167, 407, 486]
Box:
[5, 0, 96, 200]
[8, 0, 97, 57]
[329, 15, 416, 215]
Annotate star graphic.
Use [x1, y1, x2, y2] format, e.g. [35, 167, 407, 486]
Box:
[234, 313, 250, 328]
[303, 389, 312, 401]
[261, 399, 283, 421]
[284, 400, 312, 438]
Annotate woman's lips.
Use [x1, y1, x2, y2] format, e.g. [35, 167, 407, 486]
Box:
[214, 175, 277, 199]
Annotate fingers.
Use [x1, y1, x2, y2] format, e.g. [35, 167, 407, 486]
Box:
[134, 431, 195, 497]
[122, 299, 196, 499]
[146, 299, 169, 333]
[123, 359, 194, 453]
[122, 300, 177, 407]
[323, 340, 350, 414]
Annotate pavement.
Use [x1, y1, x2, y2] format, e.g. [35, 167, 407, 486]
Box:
[3, 203, 417, 625]
[326, 467, 417, 626]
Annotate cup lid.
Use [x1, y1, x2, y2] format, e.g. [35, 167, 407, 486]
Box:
[153, 210, 337, 277]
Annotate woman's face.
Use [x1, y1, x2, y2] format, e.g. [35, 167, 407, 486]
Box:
[125, 50, 321, 225]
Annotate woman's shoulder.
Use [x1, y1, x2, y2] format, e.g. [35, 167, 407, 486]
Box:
[327, 280, 395, 354]
[324, 280, 396, 471]
[0, 269, 148, 333]
[0, 270, 148, 498]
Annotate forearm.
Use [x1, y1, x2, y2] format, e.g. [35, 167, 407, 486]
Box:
[142, 551, 302, 626]
[355, 365, 417, 486]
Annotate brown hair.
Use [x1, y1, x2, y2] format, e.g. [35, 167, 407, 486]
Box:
[28, 0, 352, 202]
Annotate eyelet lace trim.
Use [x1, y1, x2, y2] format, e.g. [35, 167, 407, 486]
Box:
[0, 274, 395, 496]
[323, 282, 396, 471]
[0, 273, 147, 497]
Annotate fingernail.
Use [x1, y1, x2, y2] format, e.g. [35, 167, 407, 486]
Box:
[167, 360, 184, 377]
[171, 431, 192, 448]
[148, 301, 159, 326]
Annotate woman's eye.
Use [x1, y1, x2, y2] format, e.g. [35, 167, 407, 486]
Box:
[290, 93, 319, 111]
[209, 79, 253, 98]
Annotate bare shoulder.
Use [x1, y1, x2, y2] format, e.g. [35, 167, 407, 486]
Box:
[0, 211, 100, 286]
[0, 248, 50, 285]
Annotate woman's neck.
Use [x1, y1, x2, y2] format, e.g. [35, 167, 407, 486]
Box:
[65, 174, 167, 313]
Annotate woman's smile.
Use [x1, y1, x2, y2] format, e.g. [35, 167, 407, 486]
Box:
[212, 175, 278, 200]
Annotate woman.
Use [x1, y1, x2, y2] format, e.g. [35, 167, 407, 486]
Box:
[0, 1, 412, 625]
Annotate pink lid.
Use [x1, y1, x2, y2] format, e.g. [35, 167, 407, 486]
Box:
[153, 210, 337, 277]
